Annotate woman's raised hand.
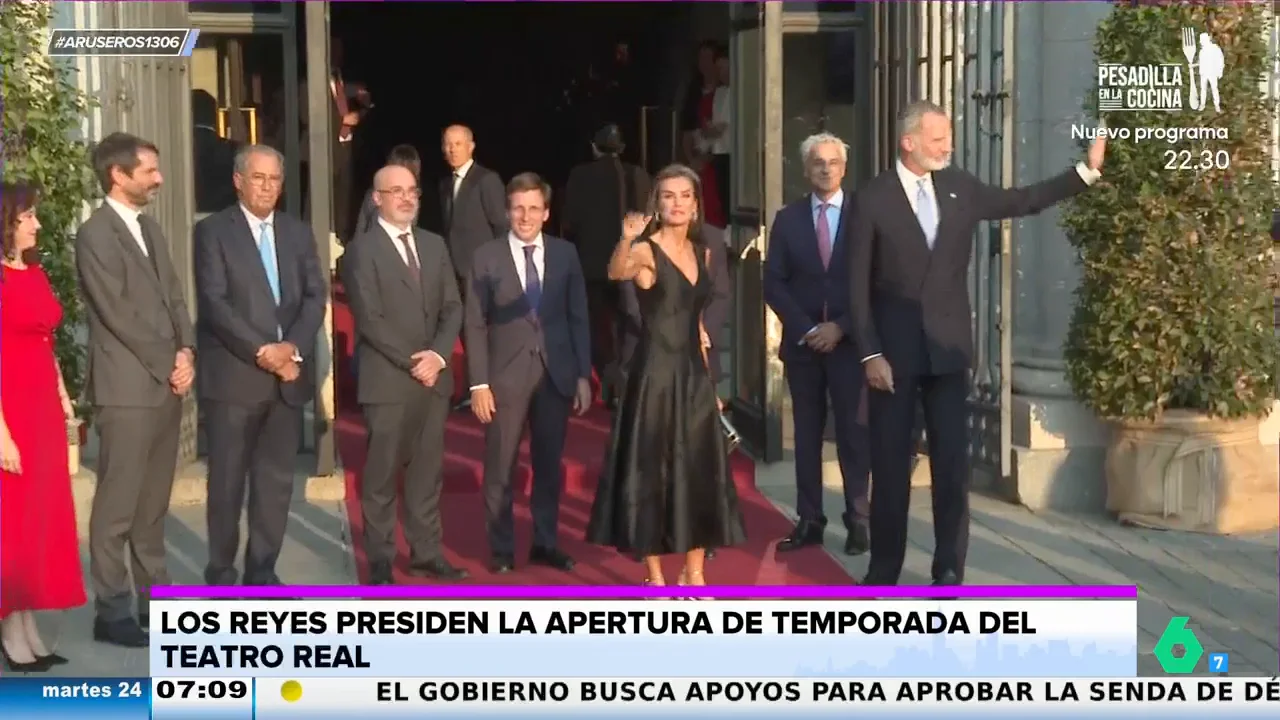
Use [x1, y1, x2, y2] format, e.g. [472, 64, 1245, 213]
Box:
[622, 212, 652, 242]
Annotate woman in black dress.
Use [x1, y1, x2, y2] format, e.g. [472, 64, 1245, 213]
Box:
[586, 164, 745, 587]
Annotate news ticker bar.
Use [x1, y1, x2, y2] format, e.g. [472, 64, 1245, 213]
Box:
[0, 678, 1276, 719]
[46, 29, 199, 57]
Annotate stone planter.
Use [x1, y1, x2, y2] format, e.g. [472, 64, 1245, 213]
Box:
[1105, 410, 1279, 534]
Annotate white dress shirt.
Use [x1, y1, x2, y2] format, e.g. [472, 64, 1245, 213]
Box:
[700, 86, 732, 156]
[451, 159, 475, 198]
[508, 232, 545, 288]
[470, 233, 545, 392]
[242, 205, 275, 244]
[377, 217, 420, 268]
[105, 196, 148, 257]
[861, 159, 1102, 364]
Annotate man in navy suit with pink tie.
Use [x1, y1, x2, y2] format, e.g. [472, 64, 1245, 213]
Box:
[763, 132, 870, 557]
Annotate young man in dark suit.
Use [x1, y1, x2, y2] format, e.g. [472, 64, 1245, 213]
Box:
[850, 100, 1107, 587]
[464, 173, 593, 574]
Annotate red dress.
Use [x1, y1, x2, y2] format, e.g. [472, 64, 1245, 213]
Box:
[697, 89, 726, 228]
[0, 264, 86, 619]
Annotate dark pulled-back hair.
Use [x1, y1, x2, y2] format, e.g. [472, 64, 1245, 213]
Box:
[1, 181, 41, 265]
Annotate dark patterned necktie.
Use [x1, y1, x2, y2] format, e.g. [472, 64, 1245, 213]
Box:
[398, 233, 420, 283]
[523, 244, 541, 310]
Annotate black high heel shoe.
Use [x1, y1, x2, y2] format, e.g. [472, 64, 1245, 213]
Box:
[2, 645, 51, 672]
[39, 652, 69, 666]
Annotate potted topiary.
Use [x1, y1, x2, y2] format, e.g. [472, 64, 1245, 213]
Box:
[1061, 2, 1280, 533]
[2, 1, 100, 471]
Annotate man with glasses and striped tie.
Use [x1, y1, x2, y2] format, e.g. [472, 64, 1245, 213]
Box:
[850, 100, 1107, 588]
[193, 145, 327, 588]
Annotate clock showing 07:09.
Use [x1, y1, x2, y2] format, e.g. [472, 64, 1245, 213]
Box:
[154, 679, 250, 700]
[1163, 149, 1230, 171]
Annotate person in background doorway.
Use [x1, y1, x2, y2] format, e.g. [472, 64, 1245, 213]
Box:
[439, 125, 507, 289]
[193, 145, 326, 588]
[465, 173, 592, 575]
[1, 182, 86, 672]
[851, 100, 1107, 587]
[330, 37, 371, 244]
[763, 133, 871, 559]
[588, 165, 745, 587]
[359, 144, 421, 237]
[77, 133, 195, 648]
[562, 124, 651, 404]
[698, 48, 731, 227]
[679, 40, 725, 228]
[343, 164, 465, 585]
[191, 90, 238, 214]
[440, 124, 507, 411]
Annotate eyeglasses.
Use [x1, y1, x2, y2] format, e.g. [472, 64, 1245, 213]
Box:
[246, 173, 284, 187]
[377, 187, 421, 199]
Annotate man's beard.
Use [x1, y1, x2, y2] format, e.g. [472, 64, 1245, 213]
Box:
[914, 151, 952, 172]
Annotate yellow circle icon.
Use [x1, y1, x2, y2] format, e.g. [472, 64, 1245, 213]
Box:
[280, 680, 303, 703]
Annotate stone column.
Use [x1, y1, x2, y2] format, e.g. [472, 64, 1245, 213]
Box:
[1008, 3, 1111, 511]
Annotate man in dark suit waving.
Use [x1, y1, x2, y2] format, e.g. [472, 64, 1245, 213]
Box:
[344, 164, 466, 584]
[764, 132, 870, 558]
[193, 145, 326, 587]
[465, 173, 592, 574]
[850, 100, 1107, 587]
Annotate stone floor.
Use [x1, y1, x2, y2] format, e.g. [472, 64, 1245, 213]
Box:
[35, 475, 356, 679]
[22, 457, 1279, 678]
[756, 483, 1280, 677]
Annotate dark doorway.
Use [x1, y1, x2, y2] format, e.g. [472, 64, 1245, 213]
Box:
[332, 1, 692, 233]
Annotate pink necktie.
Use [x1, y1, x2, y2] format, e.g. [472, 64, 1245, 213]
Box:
[816, 203, 832, 269]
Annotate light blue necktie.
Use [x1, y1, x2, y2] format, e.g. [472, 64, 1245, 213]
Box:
[259, 222, 281, 303]
[915, 178, 938, 249]
[258, 222, 282, 339]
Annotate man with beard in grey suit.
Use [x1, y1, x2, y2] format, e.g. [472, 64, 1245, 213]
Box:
[343, 164, 466, 585]
[77, 132, 195, 647]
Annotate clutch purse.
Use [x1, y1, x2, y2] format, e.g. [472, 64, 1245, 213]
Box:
[718, 412, 741, 455]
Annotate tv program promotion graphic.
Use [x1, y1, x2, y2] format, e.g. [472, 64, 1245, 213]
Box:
[45, 28, 200, 57]
[1074, 25, 1231, 170]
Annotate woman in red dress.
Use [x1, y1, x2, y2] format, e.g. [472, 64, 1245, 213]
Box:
[1, 182, 86, 672]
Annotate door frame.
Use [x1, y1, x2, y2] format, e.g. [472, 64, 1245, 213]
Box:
[726, 3, 867, 462]
[189, 6, 302, 219]
[726, 2, 785, 461]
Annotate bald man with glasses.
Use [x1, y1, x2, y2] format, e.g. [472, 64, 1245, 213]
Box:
[343, 164, 466, 585]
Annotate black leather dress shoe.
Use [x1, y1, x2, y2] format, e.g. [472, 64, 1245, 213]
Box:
[408, 559, 468, 581]
[93, 617, 148, 648]
[528, 546, 575, 572]
[932, 570, 961, 586]
[368, 560, 394, 585]
[861, 570, 898, 586]
[490, 554, 516, 574]
[776, 519, 826, 552]
[844, 519, 869, 556]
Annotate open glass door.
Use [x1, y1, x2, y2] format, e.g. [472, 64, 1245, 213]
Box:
[726, 2, 785, 461]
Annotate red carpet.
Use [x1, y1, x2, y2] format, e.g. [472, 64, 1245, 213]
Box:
[332, 284, 854, 587]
